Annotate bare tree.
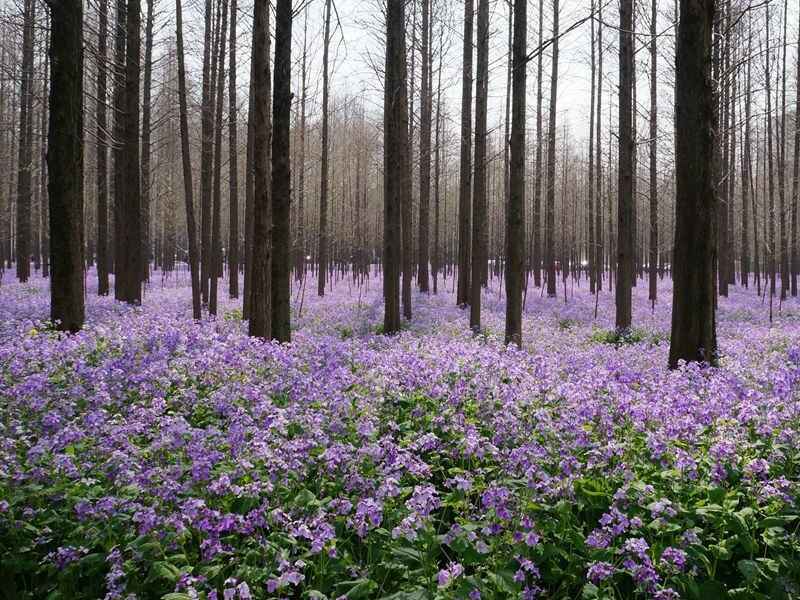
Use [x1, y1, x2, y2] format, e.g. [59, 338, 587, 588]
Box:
[616, 0, 633, 331]
[228, 0, 239, 298]
[417, 0, 431, 293]
[97, 0, 110, 295]
[456, 0, 473, 306]
[318, 0, 331, 296]
[545, 0, 559, 298]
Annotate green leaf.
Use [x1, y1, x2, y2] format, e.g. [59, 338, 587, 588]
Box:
[737, 559, 760, 584]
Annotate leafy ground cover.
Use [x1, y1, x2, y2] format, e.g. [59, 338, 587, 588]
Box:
[1, 269, 799, 599]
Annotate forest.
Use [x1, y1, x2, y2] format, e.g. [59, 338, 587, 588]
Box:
[0, 0, 799, 597]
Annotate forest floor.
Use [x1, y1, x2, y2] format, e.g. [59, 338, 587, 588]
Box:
[1, 268, 799, 600]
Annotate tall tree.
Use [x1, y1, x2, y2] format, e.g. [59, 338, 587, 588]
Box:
[595, 0, 604, 292]
[228, 0, 239, 298]
[533, 0, 544, 288]
[616, 0, 634, 331]
[117, 0, 142, 304]
[384, 0, 409, 334]
[176, 0, 202, 319]
[200, 0, 214, 303]
[456, 0, 473, 306]
[248, 0, 272, 338]
[545, 0, 559, 298]
[470, 0, 488, 332]
[505, 0, 526, 346]
[588, 0, 596, 295]
[318, 0, 331, 296]
[270, 0, 292, 342]
[792, 3, 800, 296]
[418, 0, 432, 293]
[46, 0, 84, 331]
[669, 0, 717, 368]
[648, 0, 658, 305]
[777, 0, 789, 298]
[16, 0, 35, 283]
[765, 6, 776, 299]
[140, 0, 155, 283]
[112, 0, 126, 284]
[97, 0, 110, 295]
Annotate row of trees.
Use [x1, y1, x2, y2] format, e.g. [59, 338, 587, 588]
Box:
[1, 0, 792, 366]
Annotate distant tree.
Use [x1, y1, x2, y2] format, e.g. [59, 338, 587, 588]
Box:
[417, 0, 431, 293]
[46, 0, 84, 331]
[270, 0, 292, 342]
[383, 0, 409, 334]
[616, 0, 633, 331]
[669, 0, 717, 368]
[505, 0, 526, 346]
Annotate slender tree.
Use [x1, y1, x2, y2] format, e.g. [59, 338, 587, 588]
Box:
[97, 0, 110, 295]
[418, 0, 432, 293]
[248, 0, 272, 338]
[140, 0, 155, 283]
[318, 0, 332, 296]
[648, 0, 658, 305]
[616, 0, 634, 331]
[456, 0, 473, 306]
[470, 0, 488, 332]
[176, 0, 202, 319]
[545, 0, 559, 298]
[228, 0, 239, 298]
[46, 0, 84, 331]
[792, 4, 800, 296]
[270, 0, 292, 342]
[669, 0, 717, 368]
[383, 0, 409, 333]
[16, 0, 35, 283]
[505, 0, 526, 346]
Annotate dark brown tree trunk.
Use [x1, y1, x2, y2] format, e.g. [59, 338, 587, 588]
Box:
[669, 0, 717, 368]
[456, 0, 473, 306]
[417, 0, 431, 293]
[588, 0, 596, 295]
[433, 31, 443, 294]
[248, 0, 272, 338]
[383, 0, 409, 334]
[270, 0, 292, 342]
[616, 0, 633, 331]
[46, 0, 85, 332]
[595, 1, 604, 291]
[648, 0, 657, 305]
[112, 0, 126, 281]
[97, 0, 110, 295]
[209, 0, 228, 315]
[16, 0, 34, 283]
[242, 15, 257, 319]
[545, 0, 559, 298]
[200, 0, 214, 304]
[294, 12, 308, 282]
[470, 0, 488, 332]
[117, 0, 142, 304]
[318, 0, 331, 297]
[792, 6, 800, 296]
[741, 23, 752, 289]
[176, 0, 202, 319]
[505, 0, 526, 346]
[39, 56, 49, 278]
[228, 0, 239, 298]
[778, 0, 788, 298]
[765, 6, 776, 299]
[532, 0, 544, 289]
[140, 0, 154, 283]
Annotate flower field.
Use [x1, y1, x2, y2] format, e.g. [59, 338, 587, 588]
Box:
[1, 269, 799, 599]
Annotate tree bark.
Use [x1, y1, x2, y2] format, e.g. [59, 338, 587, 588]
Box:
[616, 0, 633, 331]
[648, 0, 658, 305]
[669, 0, 717, 368]
[417, 0, 431, 293]
[456, 0, 473, 306]
[318, 0, 331, 297]
[97, 0, 110, 295]
[141, 0, 154, 283]
[505, 0, 526, 347]
[533, 0, 544, 289]
[545, 0, 559, 298]
[270, 0, 292, 342]
[16, 0, 35, 283]
[228, 0, 239, 298]
[46, 0, 85, 332]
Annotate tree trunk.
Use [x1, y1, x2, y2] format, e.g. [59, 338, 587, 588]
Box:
[456, 0, 473, 306]
[669, 0, 717, 368]
[228, 0, 239, 298]
[112, 0, 126, 281]
[200, 0, 215, 304]
[16, 0, 35, 283]
[792, 4, 800, 296]
[588, 0, 596, 295]
[778, 0, 789, 298]
[117, 0, 142, 304]
[176, 0, 202, 319]
[140, 0, 154, 283]
[270, 0, 292, 342]
[46, 0, 85, 332]
[648, 0, 658, 305]
[470, 0, 488, 332]
[318, 0, 331, 296]
[97, 0, 110, 295]
[533, 0, 544, 289]
[505, 0, 526, 346]
[616, 0, 633, 331]
[383, 0, 409, 334]
[417, 0, 431, 293]
[248, 0, 272, 338]
[545, 0, 559, 298]
[765, 7, 776, 299]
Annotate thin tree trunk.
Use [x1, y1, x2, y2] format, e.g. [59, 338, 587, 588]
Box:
[505, 0, 526, 346]
[456, 0, 473, 306]
[648, 0, 658, 305]
[140, 0, 154, 283]
[588, 0, 596, 295]
[16, 0, 34, 283]
[417, 0, 431, 293]
[545, 0, 559, 298]
[616, 0, 633, 330]
[792, 4, 800, 296]
[533, 0, 544, 289]
[228, 0, 239, 298]
[176, 0, 202, 319]
[97, 0, 110, 295]
[318, 0, 331, 297]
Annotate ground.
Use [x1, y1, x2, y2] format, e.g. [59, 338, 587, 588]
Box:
[0, 268, 798, 599]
